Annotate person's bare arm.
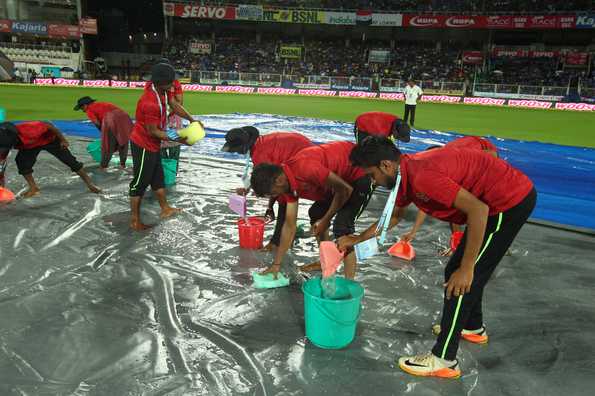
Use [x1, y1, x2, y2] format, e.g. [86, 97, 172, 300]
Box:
[443, 188, 489, 299]
[146, 123, 168, 140]
[337, 204, 408, 250]
[401, 210, 427, 242]
[169, 98, 195, 124]
[261, 200, 298, 279]
[311, 172, 353, 236]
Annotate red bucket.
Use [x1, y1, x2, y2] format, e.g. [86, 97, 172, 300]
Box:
[237, 217, 266, 249]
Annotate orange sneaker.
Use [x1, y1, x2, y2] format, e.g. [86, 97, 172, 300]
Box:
[461, 327, 489, 344]
[398, 353, 461, 378]
[432, 324, 489, 345]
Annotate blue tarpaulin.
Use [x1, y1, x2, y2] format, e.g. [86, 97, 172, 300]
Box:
[45, 114, 595, 231]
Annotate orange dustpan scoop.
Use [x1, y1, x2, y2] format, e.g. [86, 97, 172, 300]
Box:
[387, 240, 416, 260]
[320, 241, 344, 278]
[0, 187, 15, 203]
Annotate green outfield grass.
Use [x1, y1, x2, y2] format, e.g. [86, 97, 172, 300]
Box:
[2, 84, 594, 147]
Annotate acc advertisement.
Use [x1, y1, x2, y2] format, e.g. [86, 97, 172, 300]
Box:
[48, 24, 81, 38]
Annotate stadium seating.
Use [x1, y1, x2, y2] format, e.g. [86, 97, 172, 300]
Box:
[0, 44, 74, 66]
[175, 0, 594, 13]
[164, 36, 468, 82]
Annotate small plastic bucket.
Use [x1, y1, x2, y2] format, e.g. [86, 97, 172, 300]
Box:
[86, 139, 133, 167]
[302, 277, 364, 349]
[86, 139, 102, 163]
[162, 158, 178, 186]
[237, 216, 265, 249]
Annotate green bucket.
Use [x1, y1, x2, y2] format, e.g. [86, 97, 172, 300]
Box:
[302, 277, 364, 349]
[86, 139, 102, 163]
[86, 139, 133, 166]
[162, 158, 177, 186]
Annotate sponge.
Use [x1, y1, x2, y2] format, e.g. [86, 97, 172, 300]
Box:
[252, 271, 290, 289]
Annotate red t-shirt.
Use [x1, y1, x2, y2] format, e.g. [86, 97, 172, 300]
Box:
[251, 132, 313, 166]
[130, 83, 168, 152]
[15, 121, 56, 150]
[85, 102, 119, 126]
[355, 111, 398, 138]
[281, 141, 365, 203]
[172, 80, 183, 100]
[445, 136, 497, 153]
[144, 80, 182, 101]
[396, 148, 533, 224]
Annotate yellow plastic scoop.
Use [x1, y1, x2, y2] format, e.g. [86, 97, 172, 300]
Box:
[177, 122, 205, 145]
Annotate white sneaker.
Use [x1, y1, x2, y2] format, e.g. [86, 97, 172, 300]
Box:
[398, 352, 461, 378]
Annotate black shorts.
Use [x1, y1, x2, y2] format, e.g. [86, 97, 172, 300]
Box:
[15, 138, 83, 176]
[308, 175, 374, 238]
[129, 141, 165, 197]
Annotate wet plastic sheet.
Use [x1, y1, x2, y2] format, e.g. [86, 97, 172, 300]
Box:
[0, 115, 594, 395]
[48, 114, 595, 231]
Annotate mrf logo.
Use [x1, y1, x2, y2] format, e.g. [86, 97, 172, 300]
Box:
[576, 15, 595, 28]
[446, 17, 476, 27]
[410, 16, 439, 26]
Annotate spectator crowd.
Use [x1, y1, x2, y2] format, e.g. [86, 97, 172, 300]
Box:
[164, 35, 470, 82]
[165, 34, 592, 87]
[178, 0, 594, 13]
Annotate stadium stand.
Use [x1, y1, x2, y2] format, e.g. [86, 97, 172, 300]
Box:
[171, 0, 595, 13]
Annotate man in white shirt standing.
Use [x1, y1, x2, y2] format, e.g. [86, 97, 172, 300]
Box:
[404, 79, 423, 127]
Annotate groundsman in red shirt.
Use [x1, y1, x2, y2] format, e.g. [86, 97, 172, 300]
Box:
[221, 126, 314, 249]
[128, 62, 198, 231]
[0, 121, 100, 197]
[341, 136, 536, 378]
[74, 96, 133, 169]
[402, 136, 499, 254]
[250, 141, 374, 279]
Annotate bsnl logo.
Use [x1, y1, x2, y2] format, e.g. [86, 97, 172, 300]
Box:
[266, 10, 321, 23]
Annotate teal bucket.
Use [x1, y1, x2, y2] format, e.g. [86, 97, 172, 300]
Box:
[162, 158, 177, 186]
[302, 277, 364, 349]
[86, 139, 133, 166]
[86, 139, 102, 163]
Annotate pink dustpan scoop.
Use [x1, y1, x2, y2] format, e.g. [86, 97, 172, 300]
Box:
[228, 193, 247, 217]
[320, 241, 345, 278]
[387, 240, 416, 261]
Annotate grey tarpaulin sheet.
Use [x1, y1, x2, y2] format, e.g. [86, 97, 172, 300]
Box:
[1, 137, 594, 396]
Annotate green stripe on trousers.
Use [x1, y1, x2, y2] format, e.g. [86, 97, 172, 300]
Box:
[131, 147, 147, 192]
[440, 213, 503, 359]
